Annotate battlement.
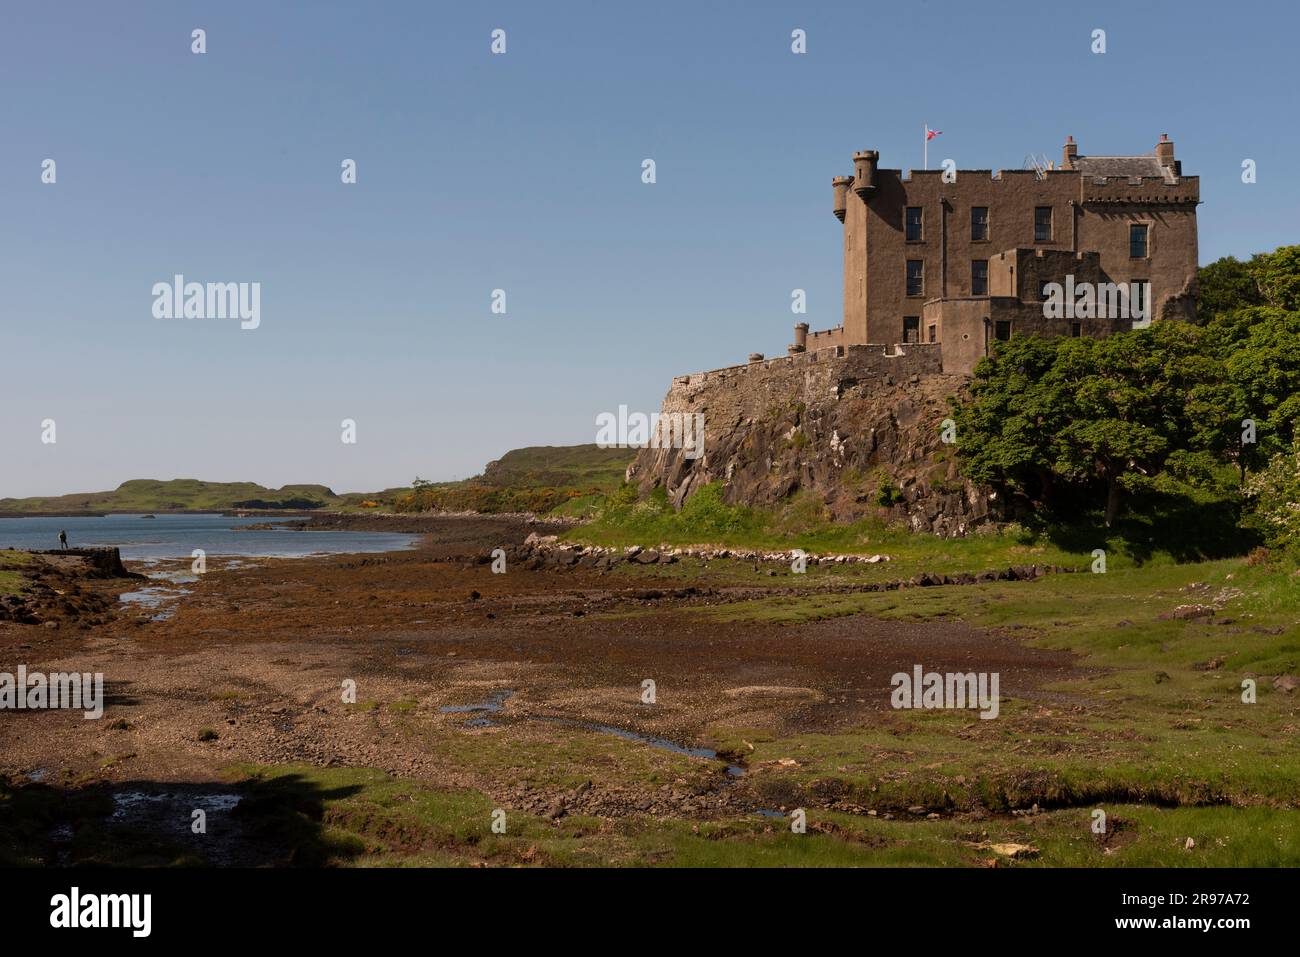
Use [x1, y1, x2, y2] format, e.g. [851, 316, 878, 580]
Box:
[898, 168, 1074, 183]
[1081, 175, 1199, 204]
[672, 342, 943, 390]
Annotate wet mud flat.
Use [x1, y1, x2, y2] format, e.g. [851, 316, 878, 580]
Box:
[0, 515, 1090, 865]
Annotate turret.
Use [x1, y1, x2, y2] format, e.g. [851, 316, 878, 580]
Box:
[832, 176, 852, 221]
[793, 322, 808, 353]
[1062, 135, 1078, 169]
[852, 150, 879, 199]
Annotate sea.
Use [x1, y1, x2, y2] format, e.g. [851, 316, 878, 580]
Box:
[0, 513, 417, 561]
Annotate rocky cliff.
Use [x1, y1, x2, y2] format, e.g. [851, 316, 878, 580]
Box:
[628, 345, 999, 536]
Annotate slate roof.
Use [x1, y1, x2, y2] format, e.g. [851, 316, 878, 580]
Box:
[1074, 154, 1166, 177]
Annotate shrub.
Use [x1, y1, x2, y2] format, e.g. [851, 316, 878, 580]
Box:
[1243, 441, 1300, 551]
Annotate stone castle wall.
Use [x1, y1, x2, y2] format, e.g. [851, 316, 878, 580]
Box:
[670, 343, 941, 398]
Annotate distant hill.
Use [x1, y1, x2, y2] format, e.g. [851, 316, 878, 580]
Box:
[393, 445, 634, 516]
[0, 446, 636, 517]
[0, 479, 348, 514]
[478, 445, 633, 492]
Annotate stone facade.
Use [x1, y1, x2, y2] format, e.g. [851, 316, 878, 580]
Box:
[807, 135, 1199, 375]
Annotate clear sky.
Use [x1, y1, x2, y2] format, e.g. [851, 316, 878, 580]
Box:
[2, 0, 1295, 497]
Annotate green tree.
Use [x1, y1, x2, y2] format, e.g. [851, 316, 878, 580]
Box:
[1249, 245, 1300, 312]
[1243, 440, 1300, 551]
[1195, 255, 1262, 324]
[951, 336, 1066, 505]
[955, 324, 1230, 526]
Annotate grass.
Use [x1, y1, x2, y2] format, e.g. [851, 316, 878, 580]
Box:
[566, 483, 1222, 574]
[7, 760, 1293, 867]
[0, 550, 35, 596]
[686, 556, 1300, 828]
[2, 483, 1293, 866]
[209, 763, 1300, 867]
[225, 550, 1297, 866]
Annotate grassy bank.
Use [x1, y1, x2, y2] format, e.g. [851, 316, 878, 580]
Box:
[565, 482, 1247, 574]
[0, 549, 34, 596]
[214, 765, 1297, 867]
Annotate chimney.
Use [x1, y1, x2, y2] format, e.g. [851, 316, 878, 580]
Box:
[1155, 133, 1175, 171]
[1062, 135, 1078, 169]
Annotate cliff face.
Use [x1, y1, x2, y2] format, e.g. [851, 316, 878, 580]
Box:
[627, 345, 999, 537]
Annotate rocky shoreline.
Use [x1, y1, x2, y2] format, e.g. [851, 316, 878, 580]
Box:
[0, 547, 142, 626]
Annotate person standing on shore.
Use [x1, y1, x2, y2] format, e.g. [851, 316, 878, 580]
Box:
[58, 529, 68, 550]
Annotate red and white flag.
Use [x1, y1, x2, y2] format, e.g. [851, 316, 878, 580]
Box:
[926, 127, 942, 141]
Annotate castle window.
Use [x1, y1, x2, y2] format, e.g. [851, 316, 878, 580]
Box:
[1071, 322, 1082, 337]
[995, 319, 1012, 341]
[971, 260, 989, 296]
[905, 207, 924, 242]
[903, 316, 920, 343]
[928, 324, 937, 343]
[1130, 223, 1148, 258]
[906, 260, 924, 296]
[971, 207, 989, 241]
[1034, 207, 1053, 242]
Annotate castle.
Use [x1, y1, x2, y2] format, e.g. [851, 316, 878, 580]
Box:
[632, 135, 1202, 530]
[781, 134, 1199, 376]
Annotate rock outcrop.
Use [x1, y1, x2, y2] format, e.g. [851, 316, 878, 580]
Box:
[30, 547, 141, 579]
[628, 345, 999, 536]
[0, 548, 138, 626]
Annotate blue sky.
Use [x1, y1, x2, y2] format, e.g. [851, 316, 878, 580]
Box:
[2, 0, 1295, 497]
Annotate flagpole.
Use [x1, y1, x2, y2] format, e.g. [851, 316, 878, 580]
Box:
[923, 125, 927, 170]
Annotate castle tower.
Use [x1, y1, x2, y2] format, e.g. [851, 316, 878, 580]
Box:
[832, 176, 852, 221]
[852, 150, 878, 199]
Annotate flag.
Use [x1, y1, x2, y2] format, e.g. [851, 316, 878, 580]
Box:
[926, 127, 942, 141]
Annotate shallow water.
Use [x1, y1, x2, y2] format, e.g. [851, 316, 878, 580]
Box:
[118, 585, 193, 620]
[441, 692, 746, 775]
[537, 714, 746, 776]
